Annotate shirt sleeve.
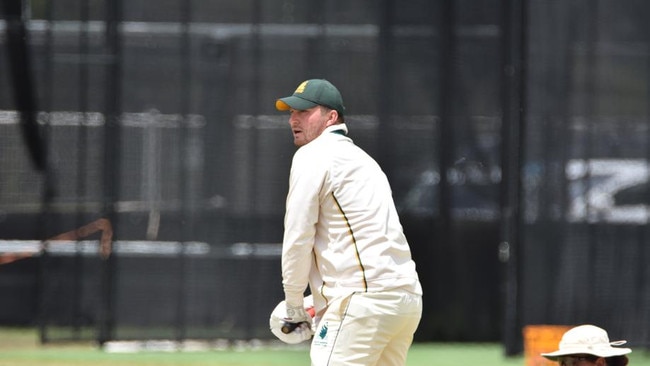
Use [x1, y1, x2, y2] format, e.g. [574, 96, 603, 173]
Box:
[282, 148, 327, 307]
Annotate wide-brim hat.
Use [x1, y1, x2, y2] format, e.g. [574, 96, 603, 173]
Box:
[541, 324, 632, 360]
[275, 79, 345, 115]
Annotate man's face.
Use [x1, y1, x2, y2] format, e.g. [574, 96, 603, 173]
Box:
[288, 106, 336, 147]
[557, 355, 602, 366]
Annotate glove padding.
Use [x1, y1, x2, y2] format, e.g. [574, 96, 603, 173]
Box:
[269, 296, 314, 344]
[285, 304, 312, 324]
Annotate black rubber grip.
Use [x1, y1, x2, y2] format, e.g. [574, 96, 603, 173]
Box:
[281, 321, 304, 334]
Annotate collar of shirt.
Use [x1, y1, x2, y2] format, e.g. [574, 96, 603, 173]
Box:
[324, 123, 348, 136]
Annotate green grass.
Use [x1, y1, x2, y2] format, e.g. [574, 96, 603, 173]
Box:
[1, 327, 649, 366]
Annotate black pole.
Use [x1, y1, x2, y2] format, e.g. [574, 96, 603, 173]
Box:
[242, 0, 263, 340]
[435, 0, 456, 339]
[500, 0, 527, 356]
[377, 0, 394, 172]
[641, 23, 650, 349]
[582, 0, 600, 322]
[438, 0, 455, 259]
[174, 0, 193, 343]
[2, 0, 45, 171]
[36, 0, 56, 345]
[71, 0, 92, 340]
[99, 0, 123, 346]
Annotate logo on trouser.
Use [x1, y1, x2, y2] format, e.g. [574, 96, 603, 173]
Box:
[313, 322, 329, 347]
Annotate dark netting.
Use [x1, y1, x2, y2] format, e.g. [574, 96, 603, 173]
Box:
[0, 0, 649, 353]
[521, 0, 650, 351]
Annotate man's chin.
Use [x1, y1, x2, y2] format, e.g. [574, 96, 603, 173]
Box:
[293, 137, 306, 147]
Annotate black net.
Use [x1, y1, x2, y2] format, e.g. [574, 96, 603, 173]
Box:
[521, 0, 650, 350]
[0, 0, 649, 352]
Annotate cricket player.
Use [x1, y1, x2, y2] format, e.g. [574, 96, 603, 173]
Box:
[270, 79, 423, 365]
[541, 325, 631, 366]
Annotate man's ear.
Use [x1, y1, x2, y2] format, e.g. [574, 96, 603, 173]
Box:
[595, 357, 607, 366]
[326, 110, 339, 126]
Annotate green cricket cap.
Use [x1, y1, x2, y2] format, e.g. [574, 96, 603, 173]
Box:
[275, 79, 345, 115]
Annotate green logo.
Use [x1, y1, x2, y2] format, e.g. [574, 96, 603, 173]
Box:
[319, 323, 328, 339]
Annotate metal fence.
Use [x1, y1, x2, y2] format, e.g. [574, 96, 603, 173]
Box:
[1, 0, 649, 354]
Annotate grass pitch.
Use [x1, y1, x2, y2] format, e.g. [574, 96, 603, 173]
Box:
[1, 327, 648, 366]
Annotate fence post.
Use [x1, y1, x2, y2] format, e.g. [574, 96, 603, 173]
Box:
[499, 0, 528, 356]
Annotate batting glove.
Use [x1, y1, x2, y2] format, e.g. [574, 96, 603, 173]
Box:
[270, 300, 314, 344]
[284, 304, 312, 325]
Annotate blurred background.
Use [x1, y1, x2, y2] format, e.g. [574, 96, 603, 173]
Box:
[1, 0, 649, 356]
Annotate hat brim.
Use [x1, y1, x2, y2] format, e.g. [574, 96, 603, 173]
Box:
[541, 346, 632, 360]
[276, 96, 319, 111]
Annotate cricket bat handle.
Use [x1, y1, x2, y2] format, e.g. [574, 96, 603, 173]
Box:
[281, 306, 315, 334]
[281, 321, 307, 334]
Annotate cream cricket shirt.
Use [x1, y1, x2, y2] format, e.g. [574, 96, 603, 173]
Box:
[282, 124, 422, 313]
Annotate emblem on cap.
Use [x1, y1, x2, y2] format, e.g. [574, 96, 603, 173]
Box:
[295, 81, 308, 94]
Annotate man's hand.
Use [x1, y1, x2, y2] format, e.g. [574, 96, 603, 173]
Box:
[284, 304, 312, 324]
[282, 304, 313, 334]
[270, 297, 315, 344]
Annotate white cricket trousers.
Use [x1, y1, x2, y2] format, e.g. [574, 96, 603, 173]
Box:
[309, 290, 423, 366]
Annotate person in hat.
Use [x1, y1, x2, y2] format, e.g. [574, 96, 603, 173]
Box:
[269, 79, 423, 365]
[541, 324, 632, 366]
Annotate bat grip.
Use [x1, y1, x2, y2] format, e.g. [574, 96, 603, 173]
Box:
[281, 321, 307, 334]
[280, 307, 315, 334]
